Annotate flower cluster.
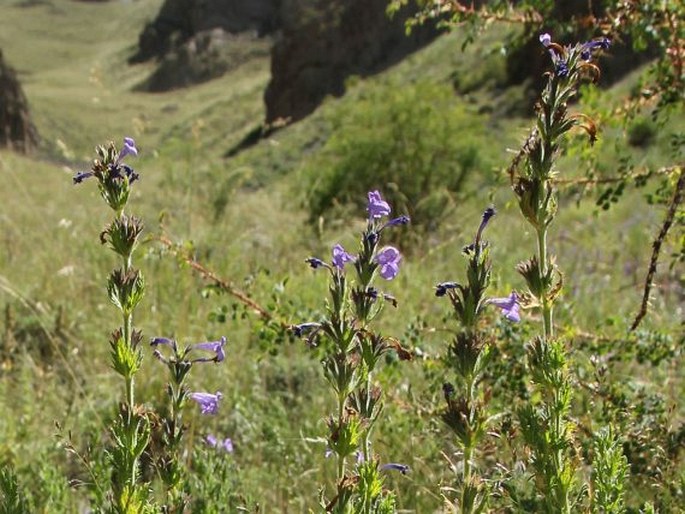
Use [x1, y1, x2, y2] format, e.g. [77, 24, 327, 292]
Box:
[539, 32, 610, 78]
[307, 190, 406, 281]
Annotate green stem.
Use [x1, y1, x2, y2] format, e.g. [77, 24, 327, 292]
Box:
[536, 226, 553, 339]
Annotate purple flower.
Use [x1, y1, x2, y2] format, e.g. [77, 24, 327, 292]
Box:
[539, 33, 552, 47]
[581, 37, 611, 60]
[367, 190, 391, 219]
[332, 244, 356, 270]
[489, 292, 520, 322]
[375, 246, 402, 280]
[190, 391, 223, 415]
[193, 336, 227, 363]
[292, 322, 320, 337]
[73, 171, 94, 184]
[382, 215, 410, 230]
[435, 282, 459, 297]
[206, 434, 234, 453]
[305, 257, 326, 269]
[117, 137, 138, 163]
[150, 337, 176, 349]
[555, 60, 569, 78]
[475, 207, 496, 245]
[381, 463, 410, 475]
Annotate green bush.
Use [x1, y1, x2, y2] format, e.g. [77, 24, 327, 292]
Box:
[627, 116, 657, 148]
[302, 80, 493, 233]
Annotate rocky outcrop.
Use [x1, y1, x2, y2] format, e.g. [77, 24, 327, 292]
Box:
[264, 0, 440, 125]
[131, 0, 280, 91]
[0, 50, 38, 153]
[131, 0, 280, 62]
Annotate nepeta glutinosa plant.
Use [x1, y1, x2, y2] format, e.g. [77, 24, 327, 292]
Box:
[149, 336, 227, 512]
[510, 35, 611, 513]
[73, 138, 152, 512]
[435, 207, 519, 513]
[295, 191, 411, 514]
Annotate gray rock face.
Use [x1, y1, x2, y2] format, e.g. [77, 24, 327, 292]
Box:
[131, 0, 280, 63]
[0, 50, 38, 153]
[264, 0, 440, 124]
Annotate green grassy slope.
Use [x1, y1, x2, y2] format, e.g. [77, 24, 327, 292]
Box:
[0, 1, 682, 511]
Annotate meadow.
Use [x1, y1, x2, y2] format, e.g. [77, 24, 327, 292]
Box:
[0, 1, 682, 512]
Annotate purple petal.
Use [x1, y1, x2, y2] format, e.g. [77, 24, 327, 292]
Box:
[489, 292, 520, 322]
[332, 244, 356, 270]
[190, 391, 223, 415]
[381, 463, 410, 475]
[193, 336, 227, 362]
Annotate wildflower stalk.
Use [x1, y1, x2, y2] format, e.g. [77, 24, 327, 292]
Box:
[510, 35, 611, 512]
[295, 192, 411, 514]
[436, 207, 517, 513]
[73, 138, 152, 512]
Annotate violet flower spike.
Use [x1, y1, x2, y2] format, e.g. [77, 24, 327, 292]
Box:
[193, 336, 227, 363]
[332, 244, 356, 270]
[367, 190, 391, 219]
[381, 463, 410, 475]
[375, 246, 402, 280]
[190, 391, 223, 415]
[489, 292, 520, 322]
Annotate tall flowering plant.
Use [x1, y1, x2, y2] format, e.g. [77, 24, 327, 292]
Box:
[509, 35, 614, 513]
[148, 335, 227, 512]
[73, 138, 152, 512]
[434, 207, 519, 513]
[294, 191, 411, 514]
[73, 139, 228, 513]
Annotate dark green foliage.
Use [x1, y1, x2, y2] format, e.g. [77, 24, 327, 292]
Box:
[303, 81, 492, 233]
[627, 117, 657, 148]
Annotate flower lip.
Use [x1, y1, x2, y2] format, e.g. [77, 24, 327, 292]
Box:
[367, 190, 391, 219]
[539, 33, 552, 47]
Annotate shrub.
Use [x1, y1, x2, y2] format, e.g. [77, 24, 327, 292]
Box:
[302, 80, 493, 234]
